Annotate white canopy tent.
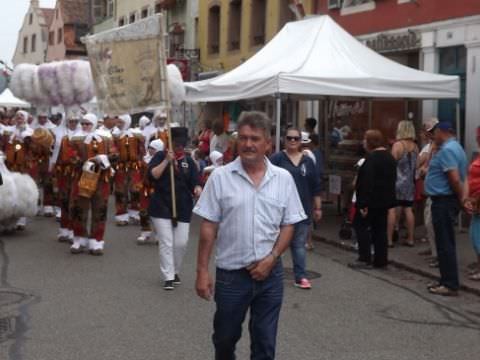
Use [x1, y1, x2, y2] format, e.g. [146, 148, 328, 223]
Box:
[185, 16, 460, 150]
[0, 88, 31, 108]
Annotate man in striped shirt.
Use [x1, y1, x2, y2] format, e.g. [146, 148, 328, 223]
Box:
[194, 111, 306, 360]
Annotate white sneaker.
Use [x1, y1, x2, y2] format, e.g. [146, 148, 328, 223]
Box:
[136, 231, 151, 245]
[57, 228, 70, 243]
[115, 213, 129, 226]
[43, 206, 54, 217]
[128, 210, 141, 224]
[55, 207, 61, 221]
[71, 237, 87, 254]
[16, 217, 27, 231]
[89, 239, 104, 256]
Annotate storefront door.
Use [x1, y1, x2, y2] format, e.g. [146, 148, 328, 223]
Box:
[438, 46, 466, 144]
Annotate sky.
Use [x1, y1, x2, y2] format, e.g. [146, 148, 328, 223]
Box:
[0, 0, 57, 67]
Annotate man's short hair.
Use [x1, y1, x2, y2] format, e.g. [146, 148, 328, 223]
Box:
[305, 117, 317, 130]
[237, 111, 271, 139]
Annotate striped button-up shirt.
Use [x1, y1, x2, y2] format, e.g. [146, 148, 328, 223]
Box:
[193, 157, 307, 270]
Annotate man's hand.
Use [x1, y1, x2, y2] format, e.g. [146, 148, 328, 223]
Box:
[313, 208, 322, 223]
[196, 269, 214, 301]
[360, 208, 368, 218]
[463, 198, 474, 215]
[247, 255, 276, 281]
[194, 185, 202, 199]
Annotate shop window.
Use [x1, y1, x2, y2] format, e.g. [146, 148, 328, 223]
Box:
[130, 12, 136, 24]
[31, 34, 36, 52]
[208, 5, 221, 55]
[141, 7, 149, 19]
[228, 0, 242, 51]
[58, 28, 63, 44]
[279, 0, 296, 30]
[250, 0, 266, 47]
[48, 31, 54, 46]
[107, 0, 114, 17]
[93, 0, 106, 20]
[23, 37, 28, 54]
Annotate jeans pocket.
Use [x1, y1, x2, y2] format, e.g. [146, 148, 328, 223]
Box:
[215, 269, 234, 286]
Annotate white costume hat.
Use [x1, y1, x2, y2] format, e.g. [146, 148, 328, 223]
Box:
[118, 114, 132, 130]
[139, 115, 151, 128]
[148, 139, 165, 153]
[82, 113, 98, 128]
[301, 131, 311, 144]
[153, 108, 168, 120]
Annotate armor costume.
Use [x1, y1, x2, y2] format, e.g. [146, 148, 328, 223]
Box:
[69, 113, 116, 255]
[137, 138, 164, 244]
[52, 110, 80, 243]
[113, 114, 146, 225]
[2, 111, 35, 229]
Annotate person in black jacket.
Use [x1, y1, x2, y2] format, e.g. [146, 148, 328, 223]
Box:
[349, 129, 397, 269]
[148, 127, 202, 290]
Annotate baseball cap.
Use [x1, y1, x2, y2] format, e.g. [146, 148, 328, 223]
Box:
[433, 121, 454, 132]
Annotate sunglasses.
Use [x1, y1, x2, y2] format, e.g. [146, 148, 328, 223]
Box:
[286, 136, 301, 142]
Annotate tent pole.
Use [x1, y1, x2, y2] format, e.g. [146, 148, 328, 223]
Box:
[456, 101, 461, 142]
[275, 94, 281, 152]
[324, 98, 329, 166]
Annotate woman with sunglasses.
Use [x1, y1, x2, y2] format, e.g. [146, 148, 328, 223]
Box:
[270, 128, 322, 289]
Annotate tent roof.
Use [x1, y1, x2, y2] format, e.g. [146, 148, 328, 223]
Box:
[0, 88, 31, 108]
[186, 16, 459, 102]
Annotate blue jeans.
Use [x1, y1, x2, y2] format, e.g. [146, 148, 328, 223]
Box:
[431, 196, 460, 290]
[213, 261, 284, 360]
[290, 222, 310, 282]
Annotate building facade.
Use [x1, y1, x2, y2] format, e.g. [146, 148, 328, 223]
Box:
[46, 0, 91, 62]
[197, 0, 315, 74]
[316, 0, 480, 156]
[12, 0, 54, 65]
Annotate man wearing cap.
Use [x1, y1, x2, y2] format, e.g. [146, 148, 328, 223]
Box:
[425, 121, 467, 296]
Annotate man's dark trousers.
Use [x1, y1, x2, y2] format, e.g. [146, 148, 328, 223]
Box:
[431, 196, 460, 290]
[213, 261, 284, 360]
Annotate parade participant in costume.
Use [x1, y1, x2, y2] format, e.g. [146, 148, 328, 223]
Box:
[137, 138, 164, 244]
[148, 127, 202, 290]
[4, 110, 34, 230]
[69, 113, 116, 255]
[31, 108, 57, 217]
[145, 109, 169, 148]
[112, 114, 145, 226]
[201, 150, 223, 185]
[52, 108, 81, 243]
[138, 115, 151, 131]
